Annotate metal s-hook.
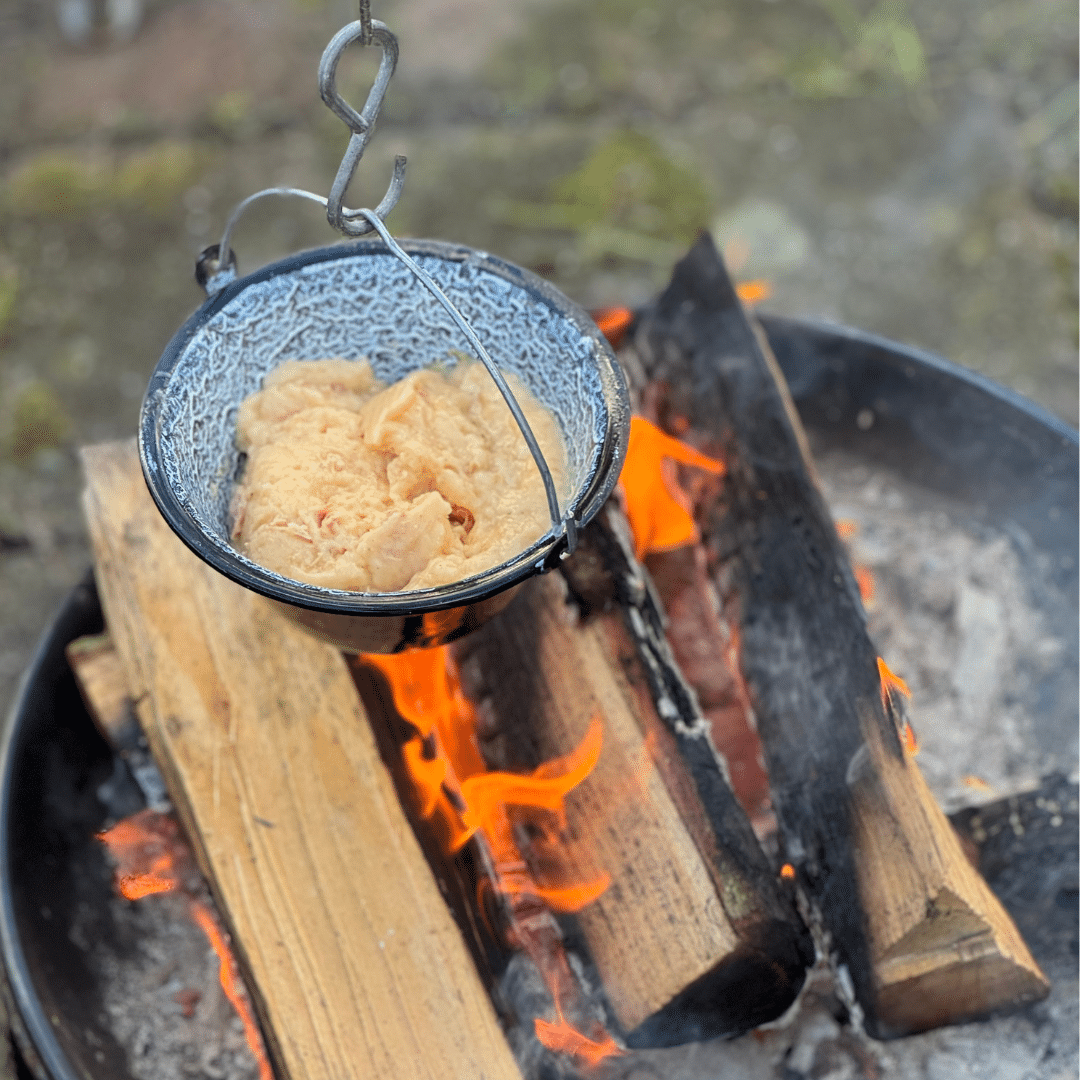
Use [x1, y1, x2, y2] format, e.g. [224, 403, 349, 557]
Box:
[319, 19, 406, 237]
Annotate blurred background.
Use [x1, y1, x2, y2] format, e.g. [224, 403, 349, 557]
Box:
[0, 0, 1075, 799]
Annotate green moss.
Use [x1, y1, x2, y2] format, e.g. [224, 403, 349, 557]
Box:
[0, 264, 17, 338]
[788, 0, 927, 99]
[4, 381, 70, 463]
[3, 153, 102, 218]
[202, 91, 255, 140]
[3, 141, 207, 221]
[547, 130, 710, 243]
[109, 141, 207, 217]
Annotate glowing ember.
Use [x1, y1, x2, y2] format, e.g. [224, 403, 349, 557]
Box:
[835, 520, 875, 606]
[97, 808, 184, 900]
[619, 415, 725, 560]
[780, 863, 796, 881]
[97, 810, 274, 1080]
[535, 1013, 623, 1067]
[735, 279, 772, 305]
[854, 566, 876, 606]
[962, 775, 993, 791]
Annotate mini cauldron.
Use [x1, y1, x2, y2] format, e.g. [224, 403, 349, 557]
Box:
[139, 237, 630, 652]
[137, 18, 630, 654]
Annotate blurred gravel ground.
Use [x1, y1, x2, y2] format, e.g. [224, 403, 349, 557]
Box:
[0, 0, 1075, 1069]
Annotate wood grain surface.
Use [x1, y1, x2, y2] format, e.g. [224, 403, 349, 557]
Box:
[82, 439, 521, 1080]
[455, 509, 812, 1045]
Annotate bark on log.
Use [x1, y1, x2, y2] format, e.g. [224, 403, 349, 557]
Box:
[453, 503, 812, 1048]
[630, 233, 1050, 1036]
[81, 440, 522, 1080]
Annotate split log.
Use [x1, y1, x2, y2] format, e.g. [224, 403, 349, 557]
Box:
[81, 440, 522, 1080]
[631, 233, 1050, 1036]
[453, 503, 813, 1048]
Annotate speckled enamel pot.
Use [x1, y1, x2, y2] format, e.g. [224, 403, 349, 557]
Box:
[139, 238, 630, 653]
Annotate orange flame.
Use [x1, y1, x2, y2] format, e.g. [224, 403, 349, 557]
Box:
[877, 657, 911, 701]
[189, 900, 274, 1080]
[457, 717, 604, 845]
[97, 810, 274, 1079]
[619, 415, 725, 560]
[962, 774, 993, 791]
[902, 721, 920, 756]
[877, 657, 918, 755]
[780, 863, 796, 881]
[735, 279, 772, 306]
[854, 566, 875, 606]
[591, 306, 635, 349]
[535, 1014, 622, 1067]
[366, 648, 617, 1058]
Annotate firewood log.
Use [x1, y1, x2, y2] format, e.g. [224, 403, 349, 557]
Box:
[629, 233, 1050, 1036]
[81, 440, 522, 1080]
[453, 504, 813, 1047]
[66, 632, 171, 811]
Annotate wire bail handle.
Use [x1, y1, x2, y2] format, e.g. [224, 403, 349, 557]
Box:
[198, 14, 406, 288]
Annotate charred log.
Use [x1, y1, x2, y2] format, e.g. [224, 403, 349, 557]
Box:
[454, 503, 812, 1048]
[629, 233, 1050, 1036]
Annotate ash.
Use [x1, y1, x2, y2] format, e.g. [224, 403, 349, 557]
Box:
[70, 880, 262, 1080]
[816, 449, 1077, 813]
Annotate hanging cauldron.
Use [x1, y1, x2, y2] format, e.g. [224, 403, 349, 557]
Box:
[138, 18, 630, 653]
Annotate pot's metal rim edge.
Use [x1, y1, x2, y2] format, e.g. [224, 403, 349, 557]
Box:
[760, 313, 1079, 448]
[0, 579, 93, 1080]
[138, 238, 629, 617]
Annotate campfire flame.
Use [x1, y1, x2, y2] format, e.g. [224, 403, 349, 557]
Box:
[877, 657, 918, 755]
[591, 284, 768, 353]
[836, 519, 875, 606]
[591, 306, 635, 349]
[619, 415, 725, 559]
[735, 279, 771, 305]
[97, 810, 274, 1080]
[363, 648, 619, 1064]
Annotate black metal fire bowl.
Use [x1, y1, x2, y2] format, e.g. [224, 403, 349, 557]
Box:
[4, 317, 1076, 1080]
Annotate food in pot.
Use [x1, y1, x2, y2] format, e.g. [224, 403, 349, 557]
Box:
[230, 357, 567, 592]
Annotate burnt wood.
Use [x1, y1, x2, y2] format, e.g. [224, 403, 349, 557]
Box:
[455, 503, 812, 1048]
[630, 233, 1050, 1036]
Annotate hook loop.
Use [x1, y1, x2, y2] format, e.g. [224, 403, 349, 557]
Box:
[318, 19, 405, 237]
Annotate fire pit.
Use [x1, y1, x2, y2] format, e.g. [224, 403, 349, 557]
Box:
[3, 309, 1075, 1080]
